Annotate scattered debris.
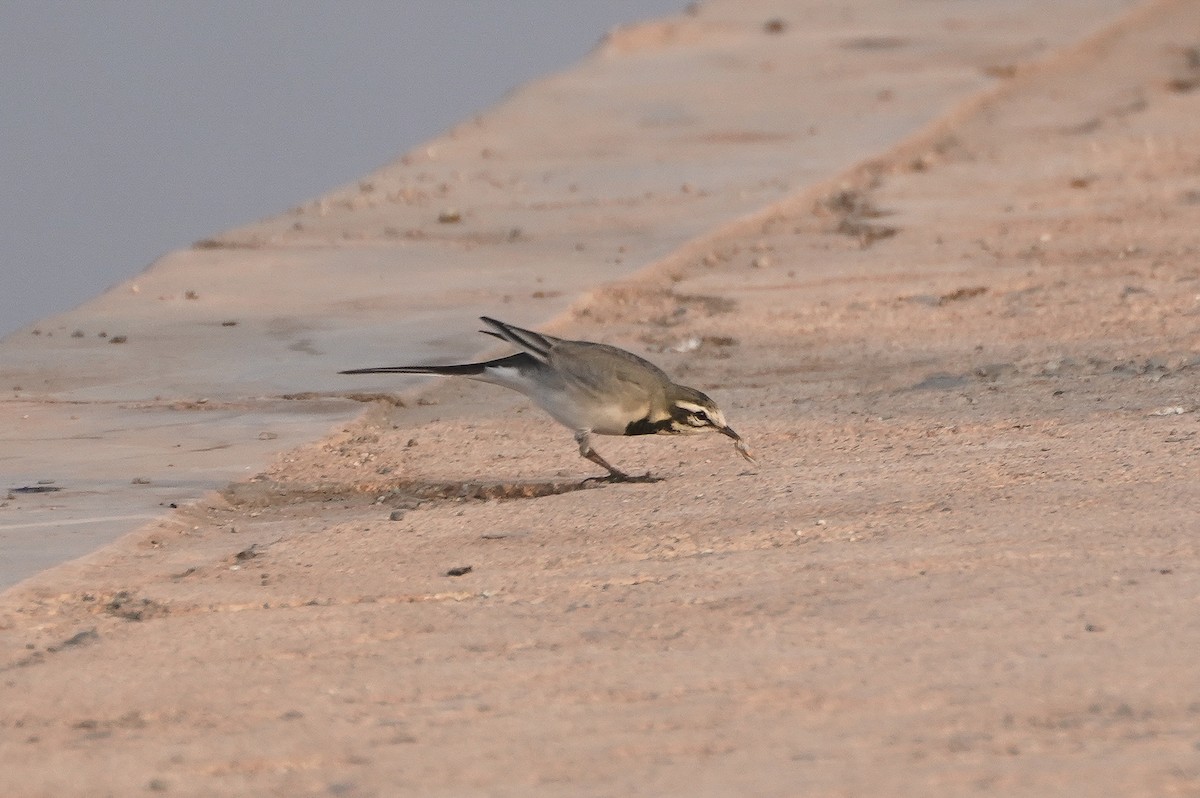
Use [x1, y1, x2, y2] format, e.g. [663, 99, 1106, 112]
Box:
[910, 373, 970, 391]
[902, 287, 988, 307]
[445, 565, 473, 577]
[982, 64, 1018, 79]
[840, 36, 907, 50]
[11, 485, 62, 494]
[820, 189, 898, 247]
[973, 362, 1017, 381]
[1148, 406, 1189, 416]
[105, 591, 169, 622]
[938, 286, 988, 304]
[48, 628, 99, 652]
[671, 337, 702, 353]
[1165, 45, 1200, 92]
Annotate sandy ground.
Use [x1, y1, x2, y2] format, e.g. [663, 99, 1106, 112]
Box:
[4, 0, 1135, 590]
[3, 1, 1200, 795]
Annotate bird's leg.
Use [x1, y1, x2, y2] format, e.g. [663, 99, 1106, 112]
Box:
[575, 430, 627, 480]
[575, 431, 659, 484]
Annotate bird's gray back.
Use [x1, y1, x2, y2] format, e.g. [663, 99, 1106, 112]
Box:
[550, 341, 670, 395]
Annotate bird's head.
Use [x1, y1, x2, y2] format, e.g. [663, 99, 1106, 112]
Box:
[668, 386, 755, 463]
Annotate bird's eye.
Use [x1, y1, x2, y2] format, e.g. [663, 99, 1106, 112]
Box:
[694, 410, 709, 422]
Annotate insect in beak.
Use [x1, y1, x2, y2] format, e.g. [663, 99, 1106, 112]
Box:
[719, 425, 756, 464]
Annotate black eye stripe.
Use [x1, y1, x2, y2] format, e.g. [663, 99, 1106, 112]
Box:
[670, 402, 717, 428]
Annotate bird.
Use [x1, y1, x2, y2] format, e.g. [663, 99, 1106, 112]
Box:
[339, 317, 754, 482]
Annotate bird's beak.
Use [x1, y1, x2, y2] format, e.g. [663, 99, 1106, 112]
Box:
[719, 425, 756, 464]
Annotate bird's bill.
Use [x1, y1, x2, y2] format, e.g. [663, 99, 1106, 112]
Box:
[718, 425, 756, 464]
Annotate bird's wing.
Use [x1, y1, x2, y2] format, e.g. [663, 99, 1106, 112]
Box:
[479, 317, 564, 365]
[549, 341, 667, 397]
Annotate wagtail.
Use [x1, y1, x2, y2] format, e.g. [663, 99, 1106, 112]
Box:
[340, 317, 754, 482]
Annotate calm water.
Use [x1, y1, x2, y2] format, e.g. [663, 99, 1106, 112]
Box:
[0, 2, 681, 338]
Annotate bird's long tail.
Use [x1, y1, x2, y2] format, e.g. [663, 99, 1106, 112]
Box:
[339, 363, 486, 376]
[339, 352, 531, 377]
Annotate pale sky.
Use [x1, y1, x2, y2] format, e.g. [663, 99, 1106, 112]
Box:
[0, 2, 681, 337]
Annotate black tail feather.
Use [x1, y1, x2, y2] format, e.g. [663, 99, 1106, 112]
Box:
[341, 320, 552, 377]
[339, 363, 486, 376]
[339, 351, 534, 377]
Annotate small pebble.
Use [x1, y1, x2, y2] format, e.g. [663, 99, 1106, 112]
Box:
[671, 337, 701, 353]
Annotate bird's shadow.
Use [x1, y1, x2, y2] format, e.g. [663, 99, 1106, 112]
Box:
[221, 474, 660, 517]
[581, 473, 663, 486]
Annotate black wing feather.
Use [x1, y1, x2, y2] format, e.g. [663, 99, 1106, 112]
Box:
[479, 317, 561, 364]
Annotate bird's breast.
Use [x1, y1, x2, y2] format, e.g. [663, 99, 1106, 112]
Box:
[533, 388, 653, 436]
